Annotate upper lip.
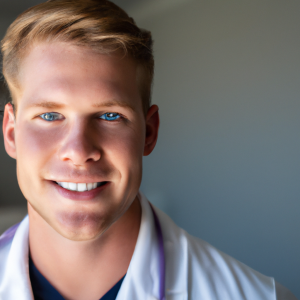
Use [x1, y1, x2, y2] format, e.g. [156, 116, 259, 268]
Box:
[48, 179, 109, 183]
[46, 172, 110, 183]
[53, 180, 106, 183]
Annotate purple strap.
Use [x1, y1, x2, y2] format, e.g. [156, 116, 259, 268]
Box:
[150, 204, 166, 300]
[0, 222, 20, 248]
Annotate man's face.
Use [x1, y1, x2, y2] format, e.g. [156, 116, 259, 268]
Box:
[3, 42, 158, 240]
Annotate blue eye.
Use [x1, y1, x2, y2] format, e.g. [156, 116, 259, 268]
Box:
[99, 113, 121, 121]
[40, 112, 63, 121]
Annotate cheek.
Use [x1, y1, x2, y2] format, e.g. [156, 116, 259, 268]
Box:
[99, 123, 145, 194]
[14, 121, 64, 191]
[15, 121, 63, 160]
[102, 124, 144, 167]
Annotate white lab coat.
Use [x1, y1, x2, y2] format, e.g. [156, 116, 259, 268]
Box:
[0, 192, 297, 300]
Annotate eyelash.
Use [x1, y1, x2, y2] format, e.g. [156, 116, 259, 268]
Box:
[39, 112, 122, 122]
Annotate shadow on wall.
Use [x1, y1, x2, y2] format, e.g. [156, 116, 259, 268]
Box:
[0, 80, 9, 113]
[0, 207, 28, 235]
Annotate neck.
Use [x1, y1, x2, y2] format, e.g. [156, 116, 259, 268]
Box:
[28, 197, 141, 300]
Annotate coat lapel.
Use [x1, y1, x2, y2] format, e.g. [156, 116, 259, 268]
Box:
[0, 216, 34, 300]
[116, 193, 187, 300]
[116, 193, 162, 300]
[151, 201, 188, 300]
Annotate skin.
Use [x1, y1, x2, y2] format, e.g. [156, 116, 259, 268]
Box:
[2, 42, 159, 300]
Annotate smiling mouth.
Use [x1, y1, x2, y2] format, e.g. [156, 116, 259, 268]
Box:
[55, 182, 107, 192]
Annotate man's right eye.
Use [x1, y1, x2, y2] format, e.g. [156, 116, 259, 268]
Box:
[39, 112, 63, 121]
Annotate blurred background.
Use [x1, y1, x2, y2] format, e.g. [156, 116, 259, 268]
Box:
[0, 0, 300, 297]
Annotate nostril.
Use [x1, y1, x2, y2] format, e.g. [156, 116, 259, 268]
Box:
[58, 142, 101, 165]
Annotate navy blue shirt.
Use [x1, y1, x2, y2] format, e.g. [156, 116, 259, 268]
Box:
[29, 257, 125, 300]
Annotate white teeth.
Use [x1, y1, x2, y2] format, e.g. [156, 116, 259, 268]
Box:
[61, 182, 69, 189]
[68, 182, 77, 191]
[77, 183, 87, 192]
[57, 182, 101, 192]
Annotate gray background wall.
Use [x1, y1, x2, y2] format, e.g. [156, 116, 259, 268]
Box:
[0, 0, 299, 297]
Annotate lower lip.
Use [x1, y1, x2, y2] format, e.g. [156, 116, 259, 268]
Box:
[53, 181, 110, 201]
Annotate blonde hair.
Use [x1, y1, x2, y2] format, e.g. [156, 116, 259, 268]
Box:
[1, 0, 154, 114]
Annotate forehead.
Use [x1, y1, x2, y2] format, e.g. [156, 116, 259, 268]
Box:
[16, 42, 142, 111]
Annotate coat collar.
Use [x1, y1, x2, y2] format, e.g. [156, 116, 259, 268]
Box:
[117, 193, 187, 300]
[116, 192, 161, 300]
[0, 216, 33, 300]
[0, 193, 187, 300]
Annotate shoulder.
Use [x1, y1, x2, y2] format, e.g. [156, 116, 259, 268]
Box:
[153, 205, 277, 299]
[184, 232, 275, 297]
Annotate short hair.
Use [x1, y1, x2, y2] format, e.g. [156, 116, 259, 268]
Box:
[1, 0, 154, 115]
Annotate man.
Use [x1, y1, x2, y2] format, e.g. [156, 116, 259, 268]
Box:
[0, 0, 297, 299]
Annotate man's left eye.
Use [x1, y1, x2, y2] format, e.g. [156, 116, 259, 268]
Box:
[99, 113, 121, 121]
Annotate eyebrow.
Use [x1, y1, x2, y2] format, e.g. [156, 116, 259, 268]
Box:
[92, 100, 135, 112]
[28, 100, 135, 112]
[29, 101, 65, 109]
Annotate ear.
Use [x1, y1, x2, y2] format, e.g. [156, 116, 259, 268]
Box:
[2, 103, 17, 159]
[144, 104, 160, 156]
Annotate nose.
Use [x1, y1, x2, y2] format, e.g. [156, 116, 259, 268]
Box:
[58, 121, 101, 166]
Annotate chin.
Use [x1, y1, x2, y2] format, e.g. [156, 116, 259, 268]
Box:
[54, 210, 110, 241]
